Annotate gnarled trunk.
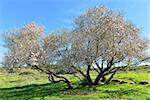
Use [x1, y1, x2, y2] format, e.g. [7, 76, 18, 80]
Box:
[105, 70, 116, 84]
[47, 70, 73, 89]
[86, 65, 93, 85]
[93, 72, 103, 85]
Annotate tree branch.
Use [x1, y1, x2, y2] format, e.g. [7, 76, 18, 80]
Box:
[91, 65, 100, 74]
[71, 65, 87, 78]
[47, 70, 73, 89]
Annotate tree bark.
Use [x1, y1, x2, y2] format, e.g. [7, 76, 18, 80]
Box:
[86, 65, 93, 85]
[95, 62, 106, 82]
[101, 76, 106, 82]
[105, 70, 116, 84]
[48, 74, 55, 83]
[71, 65, 87, 78]
[93, 72, 103, 85]
[47, 70, 73, 89]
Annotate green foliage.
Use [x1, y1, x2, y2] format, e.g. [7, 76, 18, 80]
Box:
[0, 67, 150, 100]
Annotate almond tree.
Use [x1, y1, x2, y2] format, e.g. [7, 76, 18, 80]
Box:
[3, 24, 74, 89]
[3, 23, 44, 69]
[66, 6, 150, 85]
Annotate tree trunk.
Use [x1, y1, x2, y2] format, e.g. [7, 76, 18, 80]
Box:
[47, 70, 73, 89]
[93, 73, 103, 85]
[86, 65, 93, 85]
[105, 70, 116, 84]
[48, 74, 55, 83]
[101, 76, 106, 82]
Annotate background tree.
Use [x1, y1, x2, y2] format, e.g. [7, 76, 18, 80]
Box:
[3, 23, 44, 69]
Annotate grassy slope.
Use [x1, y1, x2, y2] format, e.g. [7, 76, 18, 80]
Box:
[0, 67, 150, 100]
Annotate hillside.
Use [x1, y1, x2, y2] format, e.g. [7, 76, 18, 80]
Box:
[0, 66, 150, 100]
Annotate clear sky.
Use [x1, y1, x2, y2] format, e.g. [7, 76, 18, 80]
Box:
[0, 0, 150, 63]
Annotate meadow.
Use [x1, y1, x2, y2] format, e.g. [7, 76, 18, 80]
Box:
[0, 66, 150, 100]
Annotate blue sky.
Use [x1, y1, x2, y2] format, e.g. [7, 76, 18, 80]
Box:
[0, 0, 150, 63]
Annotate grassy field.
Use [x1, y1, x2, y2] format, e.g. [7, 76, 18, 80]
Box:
[0, 67, 150, 100]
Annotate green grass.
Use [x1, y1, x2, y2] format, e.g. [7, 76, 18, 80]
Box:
[0, 68, 150, 100]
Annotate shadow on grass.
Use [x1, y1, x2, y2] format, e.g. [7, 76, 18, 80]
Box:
[103, 89, 139, 96]
[1, 82, 149, 100]
[0, 82, 66, 100]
